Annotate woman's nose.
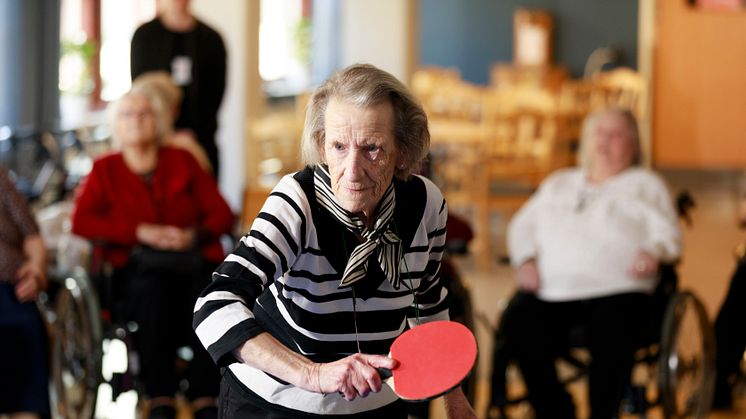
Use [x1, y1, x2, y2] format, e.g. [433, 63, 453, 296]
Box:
[343, 150, 364, 177]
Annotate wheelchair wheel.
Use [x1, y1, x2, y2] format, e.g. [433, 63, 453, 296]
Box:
[658, 290, 716, 419]
[51, 268, 103, 419]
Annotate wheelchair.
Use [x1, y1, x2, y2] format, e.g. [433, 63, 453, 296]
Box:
[486, 264, 716, 419]
[38, 265, 103, 419]
[41, 247, 217, 419]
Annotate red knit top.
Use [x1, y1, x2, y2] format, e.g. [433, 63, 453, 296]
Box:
[72, 146, 234, 268]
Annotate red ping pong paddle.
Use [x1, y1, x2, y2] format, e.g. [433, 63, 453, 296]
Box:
[377, 320, 477, 401]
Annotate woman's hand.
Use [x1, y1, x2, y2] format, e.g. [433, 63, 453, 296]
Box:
[310, 353, 397, 401]
[136, 223, 195, 250]
[515, 259, 541, 293]
[161, 226, 196, 251]
[15, 260, 46, 302]
[629, 251, 659, 278]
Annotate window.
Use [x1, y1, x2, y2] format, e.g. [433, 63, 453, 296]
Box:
[259, 0, 312, 97]
[59, 0, 154, 125]
[100, 0, 155, 101]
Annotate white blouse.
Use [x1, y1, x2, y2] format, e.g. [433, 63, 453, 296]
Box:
[507, 167, 681, 302]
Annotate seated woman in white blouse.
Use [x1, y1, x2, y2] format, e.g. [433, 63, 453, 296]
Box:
[502, 107, 681, 419]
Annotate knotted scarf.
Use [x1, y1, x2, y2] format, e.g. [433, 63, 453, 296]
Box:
[314, 165, 403, 289]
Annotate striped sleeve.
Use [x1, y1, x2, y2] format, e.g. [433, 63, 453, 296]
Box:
[193, 175, 308, 366]
[409, 176, 450, 324]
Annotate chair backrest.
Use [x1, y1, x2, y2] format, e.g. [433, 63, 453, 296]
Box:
[484, 85, 559, 118]
[486, 111, 559, 163]
[481, 87, 567, 185]
[589, 67, 647, 119]
[412, 67, 485, 122]
[245, 112, 303, 191]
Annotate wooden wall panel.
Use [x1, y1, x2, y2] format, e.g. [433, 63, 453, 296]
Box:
[653, 2, 746, 168]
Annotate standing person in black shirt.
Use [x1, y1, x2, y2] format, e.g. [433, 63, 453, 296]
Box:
[131, 0, 226, 178]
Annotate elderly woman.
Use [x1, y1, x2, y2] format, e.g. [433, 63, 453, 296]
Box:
[502, 107, 681, 418]
[0, 169, 49, 419]
[193, 64, 477, 418]
[131, 71, 213, 173]
[71, 88, 234, 419]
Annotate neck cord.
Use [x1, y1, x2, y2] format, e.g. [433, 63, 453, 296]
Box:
[340, 220, 420, 354]
[340, 233, 362, 354]
[392, 221, 420, 325]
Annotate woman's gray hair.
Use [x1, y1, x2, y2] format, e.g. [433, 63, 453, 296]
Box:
[577, 107, 642, 169]
[107, 88, 172, 148]
[131, 70, 183, 119]
[300, 63, 430, 180]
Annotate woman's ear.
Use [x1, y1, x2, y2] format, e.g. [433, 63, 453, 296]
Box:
[315, 133, 326, 162]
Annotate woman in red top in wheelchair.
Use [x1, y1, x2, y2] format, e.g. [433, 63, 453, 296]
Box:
[502, 108, 681, 419]
[71, 88, 234, 419]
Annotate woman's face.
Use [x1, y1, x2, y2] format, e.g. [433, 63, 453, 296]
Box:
[322, 97, 399, 221]
[116, 94, 158, 148]
[590, 112, 636, 175]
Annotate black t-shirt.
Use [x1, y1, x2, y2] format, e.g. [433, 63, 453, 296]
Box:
[131, 18, 226, 173]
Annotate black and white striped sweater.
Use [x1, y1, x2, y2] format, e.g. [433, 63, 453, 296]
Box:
[193, 166, 449, 415]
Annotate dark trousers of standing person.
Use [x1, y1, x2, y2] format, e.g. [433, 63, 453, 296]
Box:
[113, 252, 220, 402]
[501, 291, 652, 419]
[0, 284, 51, 418]
[713, 258, 746, 408]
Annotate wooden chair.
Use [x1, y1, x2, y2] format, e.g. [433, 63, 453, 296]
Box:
[477, 88, 572, 260]
[589, 67, 647, 120]
[558, 67, 647, 143]
[489, 63, 569, 93]
[242, 105, 305, 231]
[412, 68, 494, 259]
[411, 66, 463, 115]
[411, 68, 485, 207]
[427, 93, 487, 234]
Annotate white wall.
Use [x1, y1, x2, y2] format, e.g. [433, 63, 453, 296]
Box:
[188, 0, 416, 211]
[191, 0, 248, 212]
[340, 0, 412, 82]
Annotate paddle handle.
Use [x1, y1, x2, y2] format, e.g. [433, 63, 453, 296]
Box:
[376, 367, 393, 380]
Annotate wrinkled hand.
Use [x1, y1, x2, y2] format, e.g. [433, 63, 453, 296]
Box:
[136, 224, 196, 251]
[628, 251, 659, 279]
[15, 260, 46, 302]
[515, 259, 540, 293]
[311, 353, 397, 401]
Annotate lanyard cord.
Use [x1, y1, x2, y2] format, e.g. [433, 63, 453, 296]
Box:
[340, 232, 362, 354]
[392, 221, 420, 325]
[340, 221, 420, 355]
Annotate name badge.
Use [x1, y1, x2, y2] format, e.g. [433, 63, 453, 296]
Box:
[171, 56, 192, 86]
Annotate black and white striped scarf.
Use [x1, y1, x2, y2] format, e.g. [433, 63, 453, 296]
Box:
[314, 164, 403, 289]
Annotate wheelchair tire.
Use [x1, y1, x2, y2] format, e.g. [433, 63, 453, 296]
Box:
[658, 290, 716, 419]
[51, 268, 103, 419]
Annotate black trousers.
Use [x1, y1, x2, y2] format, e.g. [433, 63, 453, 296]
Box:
[500, 291, 652, 419]
[0, 284, 50, 417]
[112, 256, 220, 401]
[714, 259, 746, 405]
